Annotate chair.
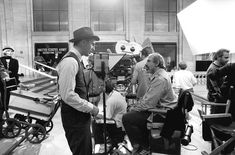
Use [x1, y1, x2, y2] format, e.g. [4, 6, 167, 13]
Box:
[92, 118, 131, 155]
[195, 86, 235, 155]
[147, 90, 194, 155]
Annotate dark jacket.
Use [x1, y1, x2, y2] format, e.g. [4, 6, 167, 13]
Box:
[160, 90, 194, 139]
[208, 63, 235, 120]
[208, 63, 235, 100]
[206, 62, 225, 102]
[0, 56, 19, 84]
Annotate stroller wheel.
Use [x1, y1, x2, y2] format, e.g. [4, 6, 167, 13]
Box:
[14, 114, 32, 129]
[44, 120, 53, 133]
[35, 119, 53, 133]
[2, 118, 22, 138]
[25, 123, 46, 144]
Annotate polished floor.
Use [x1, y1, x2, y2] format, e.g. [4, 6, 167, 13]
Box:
[0, 85, 211, 155]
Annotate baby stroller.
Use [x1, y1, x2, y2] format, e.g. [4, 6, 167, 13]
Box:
[1, 77, 61, 144]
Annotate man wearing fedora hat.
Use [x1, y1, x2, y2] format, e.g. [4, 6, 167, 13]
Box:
[57, 27, 100, 155]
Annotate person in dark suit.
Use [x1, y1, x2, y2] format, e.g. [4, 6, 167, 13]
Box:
[0, 59, 10, 139]
[208, 62, 235, 120]
[0, 46, 20, 84]
[0, 46, 19, 110]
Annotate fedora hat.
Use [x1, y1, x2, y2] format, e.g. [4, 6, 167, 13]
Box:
[2, 46, 14, 52]
[69, 27, 100, 42]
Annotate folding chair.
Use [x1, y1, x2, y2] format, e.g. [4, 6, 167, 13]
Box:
[197, 86, 235, 155]
[147, 90, 194, 155]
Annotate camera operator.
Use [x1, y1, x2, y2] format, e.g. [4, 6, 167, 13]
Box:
[131, 47, 153, 99]
[84, 54, 104, 106]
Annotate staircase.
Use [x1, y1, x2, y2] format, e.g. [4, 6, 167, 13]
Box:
[19, 62, 58, 96]
[20, 76, 57, 95]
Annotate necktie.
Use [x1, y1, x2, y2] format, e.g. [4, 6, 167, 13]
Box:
[6, 59, 10, 70]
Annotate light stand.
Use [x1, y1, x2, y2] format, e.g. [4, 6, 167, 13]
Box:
[101, 61, 107, 154]
[93, 53, 109, 155]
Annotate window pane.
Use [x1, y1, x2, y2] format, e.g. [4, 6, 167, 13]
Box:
[169, 13, 176, 32]
[145, 12, 153, 31]
[115, 0, 124, 11]
[60, 0, 68, 10]
[145, 0, 152, 11]
[43, 0, 59, 10]
[60, 11, 68, 31]
[91, 0, 98, 10]
[154, 12, 168, 32]
[169, 0, 177, 12]
[91, 12, 99, 31]
[43, 11, 59, 31]
[99, 11, 115, 31]
[91, 0, 124, 31]
[145, 0, 177, 32]
[34, 11, 43, 31]
[33, 0, 42, 10]
[116, 12, 124, 31]
[33, 0, 68, 31]
[153, 0, 168, 11]
[91, 0, 103, 10]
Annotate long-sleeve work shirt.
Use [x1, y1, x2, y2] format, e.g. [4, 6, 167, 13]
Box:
[56, 48, 94, 114]
[133, 68, 178, 111]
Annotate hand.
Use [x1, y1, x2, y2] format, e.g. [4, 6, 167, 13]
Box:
[91, 106, 99, 116]
[4, 75, 10, 81]
[128, 105, 136, 112]
[95, 114, 103, 119]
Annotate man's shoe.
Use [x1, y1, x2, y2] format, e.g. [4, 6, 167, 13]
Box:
[137, 149, 150, 155]
[131, 144, 140, 155]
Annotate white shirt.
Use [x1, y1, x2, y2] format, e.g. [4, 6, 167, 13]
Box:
[106, 90, 127, 128]
[173, 70, 197, 90]
[56, 48, 94, 114]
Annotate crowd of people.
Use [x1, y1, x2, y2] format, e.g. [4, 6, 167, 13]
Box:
[56, 27, 194, 155]
[0, 26, 235, 155]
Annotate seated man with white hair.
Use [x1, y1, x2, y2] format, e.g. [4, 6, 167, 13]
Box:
[122, 53, 178, 155]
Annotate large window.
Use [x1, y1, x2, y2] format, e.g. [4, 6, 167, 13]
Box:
[90, 0, 124, 31]
[145, 0, 177, 32]
[33, 0, 68, 31]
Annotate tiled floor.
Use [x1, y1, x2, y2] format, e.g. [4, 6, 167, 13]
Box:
[0, 85, 211, 155]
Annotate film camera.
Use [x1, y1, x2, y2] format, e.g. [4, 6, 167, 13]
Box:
[109, 55, 133, 78]
[181, 124, 194, 146]
[108, 54, 136, 87]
